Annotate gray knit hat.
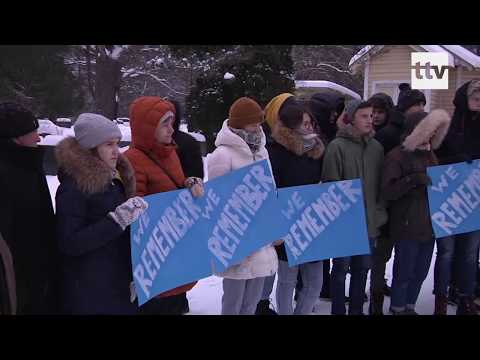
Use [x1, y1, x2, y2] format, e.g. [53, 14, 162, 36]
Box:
[343, 99, 364, 124]
[74, 113, 122, 149]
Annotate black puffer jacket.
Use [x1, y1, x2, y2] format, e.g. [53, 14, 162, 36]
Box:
[436, 80, 480, 164]
[267, 122, 325, 261]
[374, 110, 405, 155]
[0, 139, 58, 314]
[310, 92, 345, 143]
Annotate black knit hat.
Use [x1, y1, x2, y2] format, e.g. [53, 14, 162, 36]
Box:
[0, 102, 38, 139]
[396, 83, 426, 113]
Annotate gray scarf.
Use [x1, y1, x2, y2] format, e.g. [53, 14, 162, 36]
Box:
[295, 129, 320, 153]
[229, 127, 263, 154]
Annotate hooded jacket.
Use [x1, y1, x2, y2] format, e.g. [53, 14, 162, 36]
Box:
[207, 119, 278, 280]
[381, 109, 451, 242]
[310, 93, 345, 143]
[0, 139, 58, 314]
[374, 109, 406, 155]
[268, 120, 325, 261]
[124, 97, 196, 297]
[436, 80, 480, 164]
[55, 137, 137, 314]
[322, 125, 387, 238]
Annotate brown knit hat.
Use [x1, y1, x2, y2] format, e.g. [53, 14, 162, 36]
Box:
[228, 97, 264, 129]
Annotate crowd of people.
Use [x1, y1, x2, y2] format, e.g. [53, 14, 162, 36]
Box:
[0, 79, 479, 315]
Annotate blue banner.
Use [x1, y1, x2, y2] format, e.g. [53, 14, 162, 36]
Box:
[276, 179, 371, 266]
[427, 160, 480, 238]
[130, 159, 281, 305]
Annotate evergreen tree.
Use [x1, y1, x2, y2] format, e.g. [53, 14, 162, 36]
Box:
[185, 45, 295, 150]
[0, 45, 84, 119]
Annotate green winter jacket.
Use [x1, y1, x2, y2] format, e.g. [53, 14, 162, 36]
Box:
[321, 125, 388, 238]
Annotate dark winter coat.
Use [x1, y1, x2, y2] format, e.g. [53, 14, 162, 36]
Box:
[310, 93, 345, 143]
[322, 125, 387, 238]
[0, 139, 58, 314]
[173, 131, 204, 179]
[436, 81, 480, 164]
[374, 110, 405, 155]
[381, 110, 451, 242]
[55, 137, 138, 315]
[0, 232, 16, 314]
[268, 121, 325, 261]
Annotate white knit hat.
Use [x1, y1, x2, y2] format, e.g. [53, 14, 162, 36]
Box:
[74, 113, 122, 149]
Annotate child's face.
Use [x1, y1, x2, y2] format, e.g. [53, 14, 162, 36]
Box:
[352, 107, 373, 136]
[468, 91, 480, 112]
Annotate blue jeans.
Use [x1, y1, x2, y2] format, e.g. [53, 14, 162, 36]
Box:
[434, 231, 480, 297]
[390, 239, 435, 312]
[276, 260, 323, 315]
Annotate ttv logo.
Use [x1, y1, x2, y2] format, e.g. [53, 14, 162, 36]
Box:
[411, 52, 449, 90]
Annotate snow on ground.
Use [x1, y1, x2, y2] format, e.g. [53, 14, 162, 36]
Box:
[186, 247, 458, 315]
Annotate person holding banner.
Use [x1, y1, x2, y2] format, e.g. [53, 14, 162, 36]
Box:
[55, 113, 148, 315]
[433, 80, 480, 315]
[125, 97, 204, 315]
[322, 99, 387, 315]
[381, 109, 451, 315]
[255, 93, 294, 315]
[268, 98, 326, 315]
[208, 97, 278, 315]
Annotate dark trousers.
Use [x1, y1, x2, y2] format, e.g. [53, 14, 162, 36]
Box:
[434, 231, 480, 297]
[370, 234, 395, 295]
[331, 254, 371, 315]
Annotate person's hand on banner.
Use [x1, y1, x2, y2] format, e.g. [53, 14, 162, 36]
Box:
[185, 177, 204, 198]
[109, 196, 149, 230]
[273, 239, 284, 246]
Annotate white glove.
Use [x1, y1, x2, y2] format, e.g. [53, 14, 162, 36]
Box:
[109, 196, 148, 230]
[184, 177, 204, 198]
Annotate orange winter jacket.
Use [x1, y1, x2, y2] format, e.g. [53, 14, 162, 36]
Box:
[125, 96, 196, 297]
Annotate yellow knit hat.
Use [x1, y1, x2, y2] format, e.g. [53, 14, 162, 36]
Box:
[264, 93, 294, 129]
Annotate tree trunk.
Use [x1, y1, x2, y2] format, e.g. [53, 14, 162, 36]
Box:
[94, 51, 122, 120]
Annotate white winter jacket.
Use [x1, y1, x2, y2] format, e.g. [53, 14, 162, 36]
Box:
[207, 119, 278, 280]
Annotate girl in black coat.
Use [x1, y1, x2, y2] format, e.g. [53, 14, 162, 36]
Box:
[55, 113, 147, 315]
[268, 99, 326, 315]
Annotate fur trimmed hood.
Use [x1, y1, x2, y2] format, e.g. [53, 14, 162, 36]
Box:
[55, 137, 136, 197]
[402, 109, 451, 152]
[272, 121, 325, 159]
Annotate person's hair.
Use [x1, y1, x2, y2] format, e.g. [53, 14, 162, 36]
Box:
[356, 101, 373, 111]
[165, 98, 182, 132]
[278, 98, 317, 130]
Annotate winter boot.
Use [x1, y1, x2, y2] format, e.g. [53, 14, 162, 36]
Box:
[456, 296, 478, 315]
[255, 299, 278, 315]
[434, 295, 448, 315]
[447, 286, 459, 306]
[369, 292, 384, 315]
